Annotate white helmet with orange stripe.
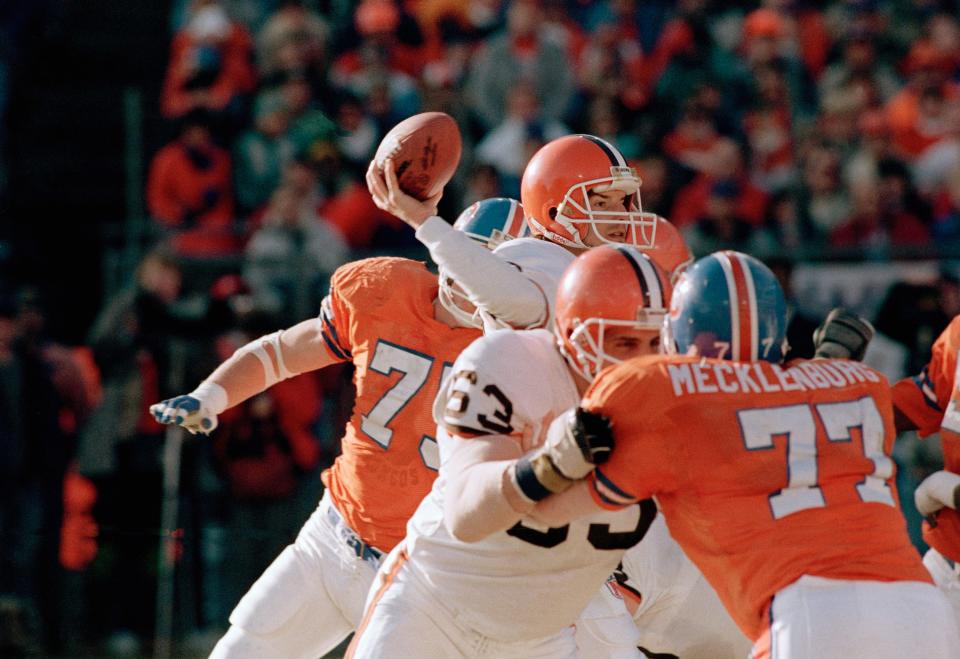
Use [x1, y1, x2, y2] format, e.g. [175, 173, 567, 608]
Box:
[663, 250, 788, 363]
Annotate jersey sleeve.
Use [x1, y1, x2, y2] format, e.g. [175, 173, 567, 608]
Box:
[489, 239, 576, 330]
[316, 261, 366, 362]
[891, 317, 960, 437]
[581, 361, 677, 509]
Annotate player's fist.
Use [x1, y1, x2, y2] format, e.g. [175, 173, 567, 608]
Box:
[150, 394, 219, 436]
[914, 470, 960, 516]
[544, 407, 614, 480]
[366, 159, 442, 229]
[813, 308, 874, 361]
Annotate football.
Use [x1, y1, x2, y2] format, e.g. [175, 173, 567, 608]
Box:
[374, 112, 462, 201]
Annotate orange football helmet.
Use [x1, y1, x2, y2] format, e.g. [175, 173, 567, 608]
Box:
[645, 217, 693, 285]
[554, 244, 671, 381]
[521, 134, 658, 250]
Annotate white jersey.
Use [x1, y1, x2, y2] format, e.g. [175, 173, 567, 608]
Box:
[613, 516, 751, 658]
[486, 238, 574, 331]
[416, 216, 574, 332]
[406, 329, 652, 642]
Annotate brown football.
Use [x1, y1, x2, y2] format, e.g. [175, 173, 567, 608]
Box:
[374, 112, 462, 201]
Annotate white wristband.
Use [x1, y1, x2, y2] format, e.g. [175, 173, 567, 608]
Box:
[192, 381, 228, 415]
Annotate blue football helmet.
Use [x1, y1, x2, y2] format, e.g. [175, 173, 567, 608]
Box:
[439, 198, 529, 328]
[452, 197, 530, 248]
[663, 250, 788, 363]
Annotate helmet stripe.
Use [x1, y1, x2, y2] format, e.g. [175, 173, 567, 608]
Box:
[506, 199, 525, 237]
[716, 252, 742, 360]
[615, 247, 664, 310]
[579, 134, 627, 168]
[725, 252, 756, 361]
[736, 253, 760, 361]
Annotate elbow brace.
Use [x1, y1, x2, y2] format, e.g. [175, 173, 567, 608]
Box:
[235, 330, 295, 388]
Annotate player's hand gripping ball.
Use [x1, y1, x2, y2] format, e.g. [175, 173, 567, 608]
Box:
[373, 111, 462, 201]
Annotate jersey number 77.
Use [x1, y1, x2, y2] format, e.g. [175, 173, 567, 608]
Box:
[738, 396, 895, 520]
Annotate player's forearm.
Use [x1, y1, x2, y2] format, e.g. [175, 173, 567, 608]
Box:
[204, 319, 334, 409]
[444, 459, 534, 543]
[416, 217, 546, 328]
[529, 481, 600, 527]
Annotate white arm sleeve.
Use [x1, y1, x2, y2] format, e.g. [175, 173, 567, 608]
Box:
[417, 217, 564, 329]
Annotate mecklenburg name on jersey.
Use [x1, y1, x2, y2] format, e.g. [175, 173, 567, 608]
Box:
[668, 360, 881, 397]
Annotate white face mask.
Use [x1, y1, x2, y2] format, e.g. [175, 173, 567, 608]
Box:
[437, 270, 483, 328]
[552, 170, 659, 250]
[558, 315, 665, 381]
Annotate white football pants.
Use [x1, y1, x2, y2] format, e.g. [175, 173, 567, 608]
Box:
[923, 548, 960, 625]
[347, 543, 579, 659]
[209, 491, 382, 659]
[753, 575, 960, 658]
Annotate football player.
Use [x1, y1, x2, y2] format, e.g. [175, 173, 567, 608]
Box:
[890, 315, 960, 620]
[346, 246, 669, 658]
[367, 134, 665, 331]
[148, 200, 526, 659]
[531, 251, 960, 658]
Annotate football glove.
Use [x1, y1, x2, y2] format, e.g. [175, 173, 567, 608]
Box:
[914, 470, 960, 516]
[813, 308, 874, 361]
[149, 382, 226, 435]
[514, 408, 614, 501]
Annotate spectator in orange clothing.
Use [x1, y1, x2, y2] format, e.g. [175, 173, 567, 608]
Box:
[161, 0, 256, 123]
[147, 110, 237, 254]
[886, 41, 960, 160]
[670, 138, 769, 228]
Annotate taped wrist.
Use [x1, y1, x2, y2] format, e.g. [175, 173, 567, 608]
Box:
[191, 381, 228, 415]
[235, 330, 294, 388]
[513, 453, 575, 502]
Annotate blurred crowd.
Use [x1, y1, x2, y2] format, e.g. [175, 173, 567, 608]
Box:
[4, 0, 960, 655]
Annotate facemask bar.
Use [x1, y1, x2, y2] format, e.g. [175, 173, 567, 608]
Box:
[560, 315, 665, 381]
[555, 171, 659, 249]
[437, 268, 482, 328]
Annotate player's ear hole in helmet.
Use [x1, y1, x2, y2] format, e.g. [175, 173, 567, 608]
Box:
[662, 250, 788, 363]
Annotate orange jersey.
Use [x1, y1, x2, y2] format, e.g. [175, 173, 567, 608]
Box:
[583, 355, 931, 641]
[318, 257, 480, 551]
[891, 315, 960, 561]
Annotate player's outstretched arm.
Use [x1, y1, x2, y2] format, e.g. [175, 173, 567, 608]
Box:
[368, 159, 550, 329]
[149, 318, 337, 435]
[443, 407, 614, 541]
[442, 436, 533, 543]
